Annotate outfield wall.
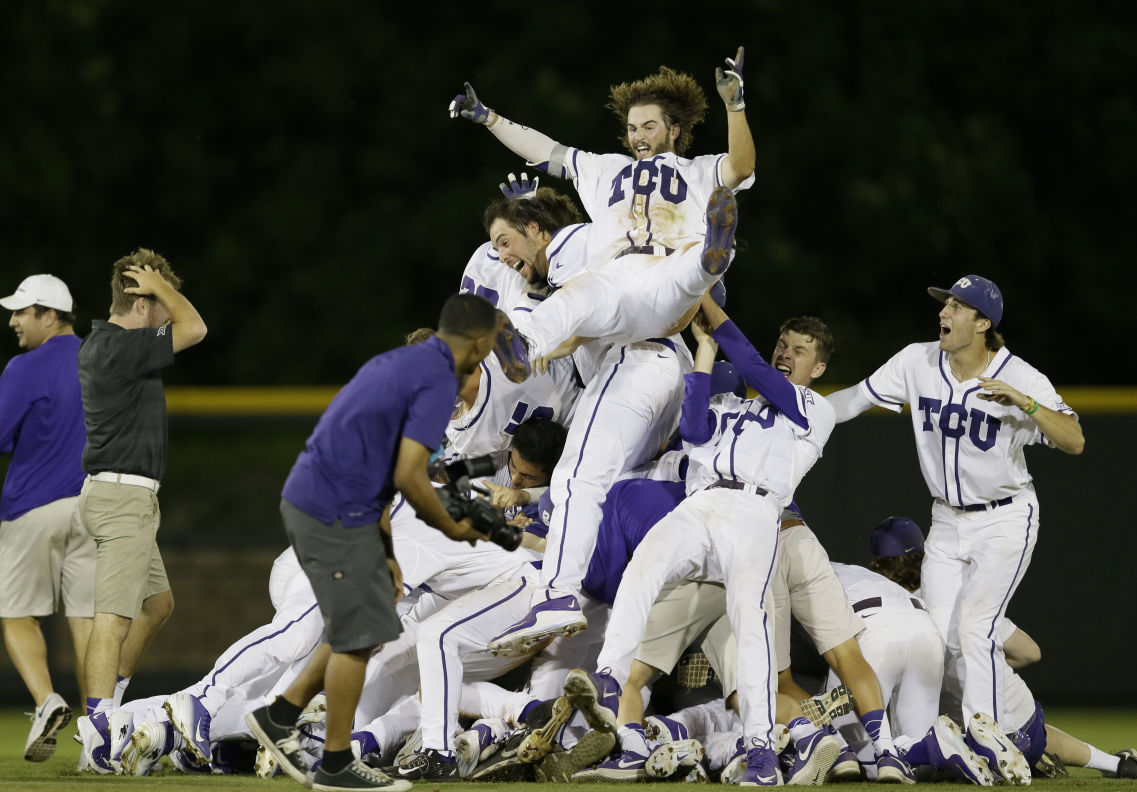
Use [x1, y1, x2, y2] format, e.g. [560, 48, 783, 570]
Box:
[1, 387, 1133, 707]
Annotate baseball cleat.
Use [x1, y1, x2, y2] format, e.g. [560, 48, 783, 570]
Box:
[562, 668, 621, 733]
[739, 745, 784, 786]
[700, 186, 739, 276]
[1113, 750, 1137, 779]
[518, 695, 573, 763]
[966, 712, 1031, 785]
[537, 729, 617, 783]
[383, 748, 461, 781]
[785, 728, 841, 786]
[76, 712, 114, 774]
[488, 594, 587, 657]
[492, 310, 531, 384]
[926, 715, 995, 785]
[799, 684, 856, 728]
[643, 713, 690, 743]
[1032, 750, 1068, 778]
[468, 727, 536, 782]
[876, 750, 917, 784]
[826, 743, 863, 782]
[23, 692, 70, 762]
[121, 721, 175, 777]
[254, 743, 279, 778]
[455, 717, 509, 777]
[571, 747, 649, 782]
[645, 737, 705, 779]
[163, 691, 212, 767]
[107, 709, 135, 772]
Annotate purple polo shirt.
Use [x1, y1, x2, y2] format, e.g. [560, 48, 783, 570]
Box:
[282, 335, 458, 527]
[0, 334, 86, 521]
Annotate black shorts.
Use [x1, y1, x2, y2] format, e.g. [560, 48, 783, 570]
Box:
[280, 499, 401, 653]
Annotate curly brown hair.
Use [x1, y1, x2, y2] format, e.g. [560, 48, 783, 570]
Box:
[869, 553, 924, 593]
[482, 187, 584, 237]
[607, 66, 709, 157]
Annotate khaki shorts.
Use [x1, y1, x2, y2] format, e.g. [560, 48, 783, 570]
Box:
[772, 523, 862, 672]
[634, 580, 738, 696]
[79, 478, 169, 619]
[0, 496, 95, 618]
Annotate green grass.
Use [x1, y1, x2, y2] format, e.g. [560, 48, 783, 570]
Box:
[0, 708, 1133, 790]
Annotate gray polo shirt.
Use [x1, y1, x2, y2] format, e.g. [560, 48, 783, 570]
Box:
[78, 319, 175, 481]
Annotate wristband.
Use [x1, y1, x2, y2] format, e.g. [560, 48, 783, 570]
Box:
[726, 101, 746, 112]
[1024, 399, 1039, 415]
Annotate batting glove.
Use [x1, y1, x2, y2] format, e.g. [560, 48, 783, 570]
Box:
[449, 81, 491, 124]
[499, 172, 539, 200]
[715, 46, 746, 111]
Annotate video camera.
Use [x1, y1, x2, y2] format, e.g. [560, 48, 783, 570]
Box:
[432, 455, 522, 552]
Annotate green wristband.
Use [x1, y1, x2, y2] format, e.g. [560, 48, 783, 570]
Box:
[1025, 399, 1039, 415]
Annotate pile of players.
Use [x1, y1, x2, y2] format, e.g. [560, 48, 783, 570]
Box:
[4, 44, 1133, 790]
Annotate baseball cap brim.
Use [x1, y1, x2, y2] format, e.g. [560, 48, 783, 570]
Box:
[0, 293, 36, 311]
[927, 287, 957, 305]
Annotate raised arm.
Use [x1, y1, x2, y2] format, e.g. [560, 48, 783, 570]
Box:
[714, 47, 756, 190]
[680, 314, 719, 445]
[450, 83, 572, 178]
[123, 264, 207, 353]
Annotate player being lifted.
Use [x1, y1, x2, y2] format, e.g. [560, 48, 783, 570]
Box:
[451, 48, 755, 371]
[450, 48, 758, 652]
[827, 275, 1084, 785]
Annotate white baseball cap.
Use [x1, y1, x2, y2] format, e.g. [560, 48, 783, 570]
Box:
[0, 274, 74, 312]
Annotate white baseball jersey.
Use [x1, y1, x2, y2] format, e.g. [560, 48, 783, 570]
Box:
[564, 149, 755, 263]
[684, 386, 836, 508]
[458, 241, 532, 310]
[858, 343, 1076, 507]
[444, 351, 581, 462]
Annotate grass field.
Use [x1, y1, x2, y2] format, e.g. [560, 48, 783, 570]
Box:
[0, 708, 1133, 790]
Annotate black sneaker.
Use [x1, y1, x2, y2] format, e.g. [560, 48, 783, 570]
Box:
[1116, 752, 1137, 779]
[383, 749, 460, 781]
[311, 757, 412, 791]
[469, 728, 535, 781]
[244, 704, 309, 786]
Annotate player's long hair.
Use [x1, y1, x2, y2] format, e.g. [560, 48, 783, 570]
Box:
[869, 553, 924, 593]
[109, 248, 182, 315]
[607, 66, 709, 157]
[482, 188, 583, 237]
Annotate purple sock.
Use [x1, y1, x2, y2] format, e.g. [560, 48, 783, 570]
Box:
[860, 709, 885, 742]
[86, 697, 108, 717]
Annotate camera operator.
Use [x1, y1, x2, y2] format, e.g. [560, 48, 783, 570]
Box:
[246, 294, 501, 792]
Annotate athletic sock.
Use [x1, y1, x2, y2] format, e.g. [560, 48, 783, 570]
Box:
[617, 723, 651, 757]
[861, 709, 894, 754]
[322, 747, 353, 774]
[788, 716, 820, 745]
[268, 696, 305, 727]
[112, 675, 131, 708]
[86, 697, 111, 717]
[1086, 745, 1120, 774]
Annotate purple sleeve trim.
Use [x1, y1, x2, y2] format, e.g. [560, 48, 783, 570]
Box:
[863, 376, 905, 409]
[680, 372, 715, 445]
[713, 321, 807, 429]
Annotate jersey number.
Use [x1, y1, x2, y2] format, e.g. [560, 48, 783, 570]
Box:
[504, 401, 555, 436]
[719, 405, 777, 435]
[460, 277, 500, 307]
[918, 397, 1002, 451]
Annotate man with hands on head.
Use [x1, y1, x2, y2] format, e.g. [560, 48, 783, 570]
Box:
[245, 293, 501, 792]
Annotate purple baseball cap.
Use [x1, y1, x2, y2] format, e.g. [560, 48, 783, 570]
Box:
[710, 360, 747, 398]
[927, 274, 1003, 328]
[870, 516, 925, 558]
[538, 489, 554, 527]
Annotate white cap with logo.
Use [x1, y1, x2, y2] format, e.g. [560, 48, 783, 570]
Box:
[0, 274, 74, 312]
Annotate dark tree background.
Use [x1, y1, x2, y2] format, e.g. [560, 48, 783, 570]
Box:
[3, 0, 1134, 385]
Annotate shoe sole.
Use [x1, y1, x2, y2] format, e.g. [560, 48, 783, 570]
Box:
[933, 716, 995, 785]
[493, 311, 531, 384]
[488, 619, 586, 657]
[563, 670, 618, 733]
[163, 697, 210, 768]
[519, 696, 574, 763]
[876, 766, 915, 784]
[537, 730, 617, 783]
[312, 778, 411, 792]
[469, 753, 536, 782]
[967, 713, 1030, 785]
[701, 187, 738, 276]
[24, 704, 72, 762]
[646, 738, 705, 779]
[244, 712, 309, 786]
[121, 730, 159, 777]
[826, 760, 863, 783]
[799, 685, 856, 728]
[787, 735, 842, 786]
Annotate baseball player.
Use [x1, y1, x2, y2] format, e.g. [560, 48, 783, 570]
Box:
[0, 274, 93, 762]
[558, 295, 837, 786]
[826, 274, 1083, 775]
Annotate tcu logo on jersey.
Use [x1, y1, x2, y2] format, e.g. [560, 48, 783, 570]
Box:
[917, 397, 1002, 451]
[607, 161, 688, 207]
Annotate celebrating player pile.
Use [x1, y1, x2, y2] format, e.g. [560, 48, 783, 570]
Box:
[17, 44, 1132, 792]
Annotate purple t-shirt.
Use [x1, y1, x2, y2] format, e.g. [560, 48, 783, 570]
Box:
[282, 335, 458, 527]
[0, 334, 86, 521]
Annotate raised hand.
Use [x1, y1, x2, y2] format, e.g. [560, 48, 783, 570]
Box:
[715, 46, 746, 111]
[449, 81, 491, 124]
[500, 171, 539, 200]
